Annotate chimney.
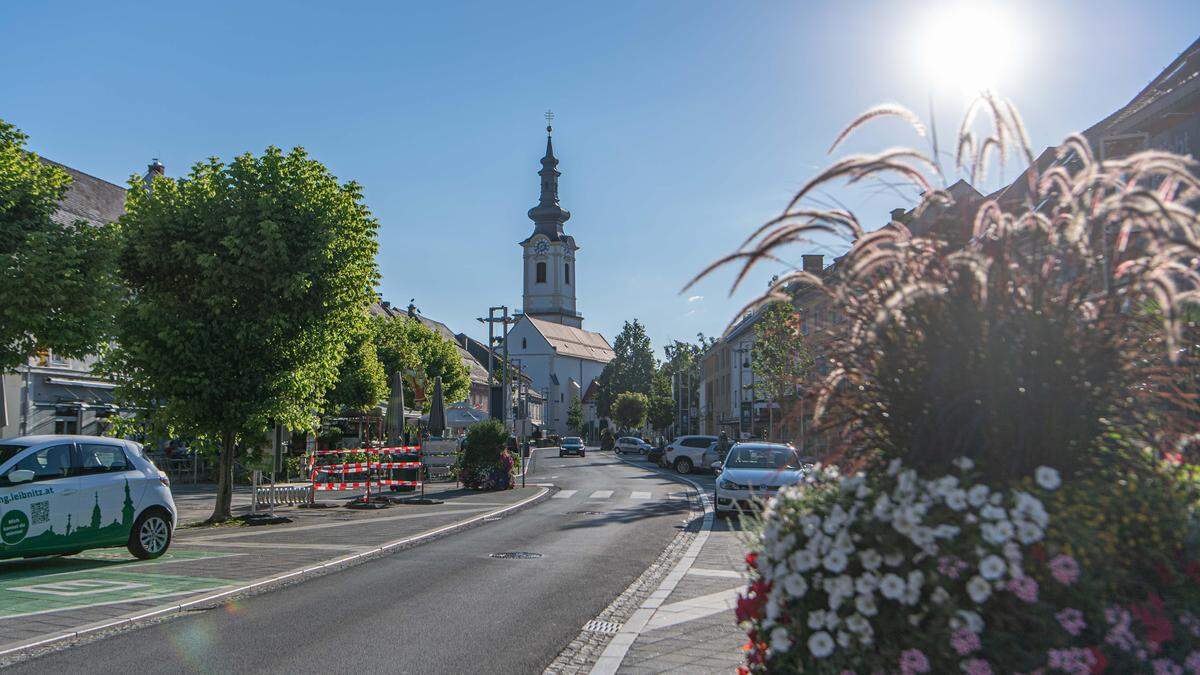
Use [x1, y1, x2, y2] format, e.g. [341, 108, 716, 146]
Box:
[407, 299, 418, 318]
[142, 158, 165, 191]
[801, 254, 824, 274]
[380, 301, 391, 310]
[890, 207, 908, 223]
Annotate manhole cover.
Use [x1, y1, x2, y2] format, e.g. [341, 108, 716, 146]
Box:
[583, 620, 621, 634]
[490, 552, 543, 559]
[566, 511, 607, 516]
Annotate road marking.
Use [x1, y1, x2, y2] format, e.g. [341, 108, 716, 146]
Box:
[0, 570, 233, 620]
[552, 490, 578, 499]
[173, 541, 373, 552]
[630, 491, 652, 500]
[588, 490, 613, 499]
[174, 506, 494, 541]
[687, 567, 743, 579]
[12, 579, 150, 597]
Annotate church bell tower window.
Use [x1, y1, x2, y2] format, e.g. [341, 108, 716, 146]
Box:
[536, 261, 546, 283]
[565, 263, 571, 285]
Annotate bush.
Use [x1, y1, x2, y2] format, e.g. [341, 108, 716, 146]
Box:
[698, 95, 1200, 672]
[459, 419, 514, 490]
[600, 428, 615, 452]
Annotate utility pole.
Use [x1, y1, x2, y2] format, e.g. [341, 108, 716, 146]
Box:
[477, 306, 519, 435]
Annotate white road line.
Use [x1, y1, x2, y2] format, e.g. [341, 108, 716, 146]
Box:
[630, 491, 652, 500]
[553, 490, 578, 499]
[642, 587, 741, 631]
[588, 490, 614, 499]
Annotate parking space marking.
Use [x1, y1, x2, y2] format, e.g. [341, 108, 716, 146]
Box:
[552, 490, 578, 499]
[0, 569, 233, 619]
[588, 490, 613, 499]
[13, 579, 150, 596]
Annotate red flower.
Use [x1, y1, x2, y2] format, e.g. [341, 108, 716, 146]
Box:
[735, 581, 771, 623]
[1089, 647, 1108, 674]
[745, 551, 759, 570]
[737, 667, 751, 675]
[1131, 593, 1174, 648]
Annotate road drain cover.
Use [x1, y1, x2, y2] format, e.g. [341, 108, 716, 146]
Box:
[490, 551, 543, 559]
[584, 620, 622, 634]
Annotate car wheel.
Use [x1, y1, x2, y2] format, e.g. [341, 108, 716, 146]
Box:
[128, 509, 172, 560]
[580, 451, 586, 457]
[674, 457, 694, 475]
[559, 452, 565, 457]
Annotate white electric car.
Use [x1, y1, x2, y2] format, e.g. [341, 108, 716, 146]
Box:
[713, 443, 812, 515]
[0, 435, 177, 560]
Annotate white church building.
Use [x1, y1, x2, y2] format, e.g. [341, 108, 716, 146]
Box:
[505, 123, 614, 436]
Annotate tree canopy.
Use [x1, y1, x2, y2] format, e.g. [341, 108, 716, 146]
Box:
[0, 119, 119, 371]
[611, 391, 648, 431]
[111, 146, 380, 521]
[372, 315, 469, 410]
[326, 327, 388, 414]
[752, 300, 813, 440]
[595, 319, 656, 417]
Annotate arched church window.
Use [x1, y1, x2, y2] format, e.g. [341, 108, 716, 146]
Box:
[565, 263, 571, 285]
[536, 261, 546, 283]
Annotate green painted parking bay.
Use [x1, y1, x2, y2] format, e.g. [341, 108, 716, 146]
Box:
[0, 549, 236, 619]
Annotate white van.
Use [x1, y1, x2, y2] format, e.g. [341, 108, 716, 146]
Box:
[0, 435, 177, 560]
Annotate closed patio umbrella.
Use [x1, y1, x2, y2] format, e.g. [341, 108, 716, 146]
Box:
[427, 376, 446, 437]
[386, 370, 405, 446]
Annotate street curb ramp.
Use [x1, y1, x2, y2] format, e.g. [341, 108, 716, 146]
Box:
[0, 485, 555, 666]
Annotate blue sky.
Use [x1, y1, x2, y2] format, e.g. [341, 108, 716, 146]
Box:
[4, 1, 1197, 355]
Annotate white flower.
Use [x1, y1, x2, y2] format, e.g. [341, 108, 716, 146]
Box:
[979, 555, 1006, 580]
[1016, 521, 1043, 545]
[823, 550, 848, 573]
[907, 570, 925, 591]
[957, 609, 985, 633]
[824, 611, 841, 630]
[887, 459, 902, 476]
[931, 587, 950, 605]
[859, 548, 882, 570]
[855, 593, 878, 616]
[824, 575, 853, 601]
[873, 494, 894, 520]
[855, 483, 870, 500]
[855, 572, 879, 595]
[953, 456, 975, 471]
[770, 626, 792, 654]
[790, 549, 819, 572]
[1035, 466, 1061, 491]
[981, 522, 1013, 545]
[807, 630, 835, 658]
[933, 524, 961, 539]
[783, 573, 808, 597]
[880, 573, 906, 600]
[836, 630, 852, 648]
[945, 489, 968, 511]
[901, 587, 920, 606]
[807, 610, 827, 630]
[884, 552, 905, 567]
[966, 575, 992, 603]
[845, 613, 870, 635]
[967, 485, 990, 507]
[980, 504, 1007, 520]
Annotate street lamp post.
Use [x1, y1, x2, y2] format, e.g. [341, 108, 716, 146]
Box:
[733, 342, 751, 439]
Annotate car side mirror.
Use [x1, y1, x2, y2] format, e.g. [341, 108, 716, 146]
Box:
[7, 469, 34, 484]
[710, 461, 723, 471]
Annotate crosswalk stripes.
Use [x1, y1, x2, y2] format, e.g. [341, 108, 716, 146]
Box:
[588, 490, 614, 499]
[630, 491, 652, 500]
[552, 490, 579, 499]
[550, 488, 697, 501]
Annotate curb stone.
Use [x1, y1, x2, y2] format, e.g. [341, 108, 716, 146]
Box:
[0, 485, 554, 668]
[544, 453, 709, 675]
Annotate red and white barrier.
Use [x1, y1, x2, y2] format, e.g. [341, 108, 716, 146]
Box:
[306, 445, 424, 504]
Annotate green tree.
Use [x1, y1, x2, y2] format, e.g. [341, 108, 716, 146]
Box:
[0, 119, 119, 371]
[566, 394, 583, 433]
[611, 391, 648, 432]
[371, 314, 469, 411]
[326, 328, 388, 413]
[595, 319, 655, 417]
[752, 300, 813, 441]
[647, 367, 674, 433]
[111, 146, 380, 522]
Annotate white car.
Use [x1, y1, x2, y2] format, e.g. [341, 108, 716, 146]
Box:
[0, 435, 177, 560]
[614, 437, 651, 455]
[661, 434, 719, 474]
[713, 443, 811, 514]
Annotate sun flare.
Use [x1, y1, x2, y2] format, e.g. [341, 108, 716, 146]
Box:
[916, 2, 1026, 97]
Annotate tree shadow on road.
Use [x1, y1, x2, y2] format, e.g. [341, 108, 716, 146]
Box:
[558, 499, 695, 530]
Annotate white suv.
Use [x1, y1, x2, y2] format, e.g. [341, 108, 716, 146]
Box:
[662, 435, 719, 474]
[0, 435, 177, 560]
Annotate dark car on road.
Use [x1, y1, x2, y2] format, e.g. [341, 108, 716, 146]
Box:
[559, 436, 585, 457]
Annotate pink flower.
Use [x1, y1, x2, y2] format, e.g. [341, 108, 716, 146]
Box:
[1184, 650, 1200, 674]
[1106, 606, 1137, 652]
[951, 628, 981, 656]
[1047, 648, 1096, 674]
[900, 648, 931, 674]
[1056, 608, 1087, 636]
[1153, 658, 1183, 675]
[963, 659, 993, 675]
[1007, 575, 1039, 603]
[939, 556, 967, 579]
[1049, 554, 1080, 585]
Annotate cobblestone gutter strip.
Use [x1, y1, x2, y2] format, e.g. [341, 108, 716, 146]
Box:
[0, 486, 554, 668]
[544, 455, 708, 675]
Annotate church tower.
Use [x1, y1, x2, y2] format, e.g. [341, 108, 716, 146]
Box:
[521, 119, 582, 328]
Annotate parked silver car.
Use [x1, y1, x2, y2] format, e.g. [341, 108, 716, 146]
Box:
[712, 443, 811, 514]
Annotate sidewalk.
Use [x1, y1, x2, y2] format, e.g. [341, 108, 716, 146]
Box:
[0, 482, 549, 663]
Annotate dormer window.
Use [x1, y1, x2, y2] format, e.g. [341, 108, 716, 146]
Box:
[536, 261, 546, 283]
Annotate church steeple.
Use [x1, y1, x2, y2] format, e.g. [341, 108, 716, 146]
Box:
[527, 117, 571, 238]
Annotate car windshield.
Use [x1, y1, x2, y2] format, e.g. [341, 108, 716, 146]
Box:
[725, 447, 802, 470]
[564, 437, 582, 444]
[0, 444, 29, 468]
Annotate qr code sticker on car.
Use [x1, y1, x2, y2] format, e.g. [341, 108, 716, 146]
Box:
[30, 500, 49, 525]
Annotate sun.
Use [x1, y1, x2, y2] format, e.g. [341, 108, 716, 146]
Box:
[915, 2, 1025, 97]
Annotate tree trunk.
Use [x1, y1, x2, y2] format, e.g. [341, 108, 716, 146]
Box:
[210, 429, 236, 522]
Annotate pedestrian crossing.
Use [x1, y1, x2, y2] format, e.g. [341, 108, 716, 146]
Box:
[550, 488, 692, 501]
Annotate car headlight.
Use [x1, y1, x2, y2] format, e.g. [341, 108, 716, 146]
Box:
[717, 478, 747, 490]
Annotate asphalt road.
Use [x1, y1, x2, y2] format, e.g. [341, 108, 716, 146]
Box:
[8, 448, 697, 674]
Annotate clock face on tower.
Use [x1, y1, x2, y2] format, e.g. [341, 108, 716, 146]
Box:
[534, 240, 549, 255]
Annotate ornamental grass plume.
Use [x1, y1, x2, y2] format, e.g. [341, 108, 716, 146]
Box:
[691, 91, 1200, 480]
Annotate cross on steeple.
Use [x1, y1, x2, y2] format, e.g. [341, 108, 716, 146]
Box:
[545, 109, 554, 134]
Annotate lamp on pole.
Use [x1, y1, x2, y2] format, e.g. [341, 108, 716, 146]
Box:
[733, 341, 751, 439]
